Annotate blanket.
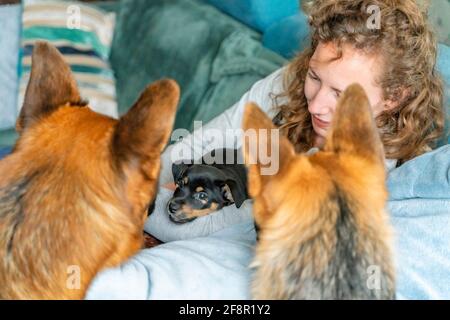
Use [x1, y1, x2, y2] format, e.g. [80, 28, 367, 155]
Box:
[387, 145, 450, 299]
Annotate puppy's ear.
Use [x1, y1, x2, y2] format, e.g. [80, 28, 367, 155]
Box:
[242, 103, 295, 198]
[171, 162, 191, 182]
[17, 41, 81, 132]
[324, 83, 385, 165]
[222, 178, 247, 208]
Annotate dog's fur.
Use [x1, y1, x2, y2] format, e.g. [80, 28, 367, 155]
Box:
[242, 84, 395, 299]
[167, 148, 248, 223]
[0, 42, 179, 299]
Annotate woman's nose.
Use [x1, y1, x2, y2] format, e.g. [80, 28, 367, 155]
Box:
[308, 89, 333, 115]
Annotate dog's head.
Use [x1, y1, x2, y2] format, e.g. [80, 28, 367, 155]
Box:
[13, 41, 179, 224]
[242, 84, 395, 299]
[0, 42, 179, 299]
[167, 161, 246, 223]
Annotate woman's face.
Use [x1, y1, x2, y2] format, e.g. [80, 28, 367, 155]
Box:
[304, 42, 389, 146]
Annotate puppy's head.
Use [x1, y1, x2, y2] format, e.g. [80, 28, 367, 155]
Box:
[242, 84, 395, 299]
[166, 162, 244, 223]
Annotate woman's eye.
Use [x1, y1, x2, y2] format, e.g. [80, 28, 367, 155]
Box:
[308, 72, 320, 81]
[194, 192, 208, 201]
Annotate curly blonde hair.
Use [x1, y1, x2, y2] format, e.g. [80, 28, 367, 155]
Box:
[274, 0, 444, 164]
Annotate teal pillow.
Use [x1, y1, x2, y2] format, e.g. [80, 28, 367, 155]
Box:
[205, 0, 300, 33]
[437, 44, 450, 146]
[111, 0, 285, 131]
[18, 0, 118, 119]
[428, 0, 450, 46]
[262, 13, 309, 59]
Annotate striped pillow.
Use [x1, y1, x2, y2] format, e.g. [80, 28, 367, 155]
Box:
[18, 0, 118, 119]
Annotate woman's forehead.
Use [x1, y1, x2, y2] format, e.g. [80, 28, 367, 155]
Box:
[311, 42, 379, 70]
[310, 42, 383, 93]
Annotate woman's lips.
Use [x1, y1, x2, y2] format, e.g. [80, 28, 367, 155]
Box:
[312, 115, 330, 129]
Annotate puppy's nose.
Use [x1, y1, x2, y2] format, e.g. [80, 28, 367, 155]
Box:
[168, 201, 180, 213]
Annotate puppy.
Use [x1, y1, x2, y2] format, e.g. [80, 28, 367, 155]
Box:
[0, 42, 179, 299]
[242, 84, 395, 299]
[167, 148, 248, 223]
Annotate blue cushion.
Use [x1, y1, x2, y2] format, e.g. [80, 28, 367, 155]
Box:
[438, 44, 450, 81]
[19, 0, 118, 120]
[437, 44, 450, 146]
[205, 0, 299, 33]
[388, 144, 450, 200]
[0, 147, 12, 159]
[0, 4, 21, 130]
[387, 144, 450, 299]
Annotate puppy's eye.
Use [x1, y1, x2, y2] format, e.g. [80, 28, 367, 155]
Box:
[193, 191, 208, 201]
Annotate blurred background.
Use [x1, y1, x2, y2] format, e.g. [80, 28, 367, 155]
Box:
[0, 0, 449, 153]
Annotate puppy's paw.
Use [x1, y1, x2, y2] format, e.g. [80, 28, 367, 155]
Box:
[142, 232, 163, 248]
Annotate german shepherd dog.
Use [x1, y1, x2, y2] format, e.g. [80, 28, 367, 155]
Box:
[242, 84, 395, 299]
[0, 42, 179, 299]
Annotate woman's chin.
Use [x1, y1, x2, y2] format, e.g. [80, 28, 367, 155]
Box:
[312, 127, 327, 147]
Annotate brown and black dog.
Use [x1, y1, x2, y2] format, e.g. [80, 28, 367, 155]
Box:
[242, 84, 395, 299]
[0, 42, 179, 299]
[167, 148, 248, 223]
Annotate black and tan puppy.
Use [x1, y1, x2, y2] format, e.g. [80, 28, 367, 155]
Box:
[167, 148, 248, 223]
[242, 84, 395, 299]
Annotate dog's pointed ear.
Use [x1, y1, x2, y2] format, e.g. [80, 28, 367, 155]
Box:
[324, 83, 385, 164]
[222, 178, 247, 208]
[112, 79, 179, 177]
[16, 41, 81, 133]
[242, 103, 295, 198]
